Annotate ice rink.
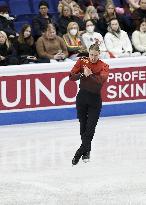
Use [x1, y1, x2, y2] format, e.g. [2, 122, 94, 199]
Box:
[0, 114, 146, 205]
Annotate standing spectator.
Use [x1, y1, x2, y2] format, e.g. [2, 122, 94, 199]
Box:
[63, 22, 87, 60]
[36, 23, 71, 62]
[32, 0, 52, 40]
[82, 20, 110, 58]
[0, 31, 18, 66]
[104, 18, 141, 57]
[132, 18, 146, 55]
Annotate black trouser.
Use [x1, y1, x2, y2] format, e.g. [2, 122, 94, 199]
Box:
[76, 89, 102, 153]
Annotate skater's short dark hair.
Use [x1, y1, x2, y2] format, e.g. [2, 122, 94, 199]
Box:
[89, 41, 100, 52]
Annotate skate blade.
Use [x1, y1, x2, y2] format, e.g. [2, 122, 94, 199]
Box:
[83, 159, 90, 163]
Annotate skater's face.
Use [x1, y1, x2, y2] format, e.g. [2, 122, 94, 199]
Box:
[89, 49, 100, 63]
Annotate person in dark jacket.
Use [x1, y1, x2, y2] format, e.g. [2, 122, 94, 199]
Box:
[14, 24, 50, 64]
[0, 6, 17, 38]
[57, 5, 85, 35]
[132, 0, 146, 30]
[32, 0, 52, 40]
[0, 31, 18, 66]
[69, 42, 109, 165]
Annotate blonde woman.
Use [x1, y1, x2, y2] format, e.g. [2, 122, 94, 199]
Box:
[0, 31, 18, 66]
[84, 6, 99, 21]
[84, 6, 105, 35]
[63, 22, 87, 60]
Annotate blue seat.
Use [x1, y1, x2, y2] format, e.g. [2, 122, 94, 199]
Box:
[16, 13, 37, 24]
[14, 21, 29, 33]
[0, 0, 8, 7]
[9, 0, 32, 16]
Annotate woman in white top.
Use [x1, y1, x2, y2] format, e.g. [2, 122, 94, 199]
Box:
[104, 18, 141, 57]
[82, 19, 110, 59]
[132, 18, 146, 56]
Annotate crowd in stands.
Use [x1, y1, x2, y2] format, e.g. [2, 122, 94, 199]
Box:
[0, 0, 146, 66]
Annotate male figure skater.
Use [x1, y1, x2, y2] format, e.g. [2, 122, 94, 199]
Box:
[69, 42, 109, 165]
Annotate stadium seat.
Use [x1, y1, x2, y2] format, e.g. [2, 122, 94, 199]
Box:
[0, 0, 8, 7]
[14, 21, 29, 32]
[16, 13, 37, 24]
[8, 0, 32, 16]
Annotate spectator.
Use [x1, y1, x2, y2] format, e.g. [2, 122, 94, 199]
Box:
[0, 31, 18, 66]
[128, 0, 140, 12]
[82, 19, 110, 59]
[14, 24, 50, 64]
[36, 23, 71, 63]
[77, 0, 106, 13]
[32, 0, 52, 40]
[83, 6, 106, 35]
[132, 18, 146, 55]
[70, 1, 84, 18]
[0, 5, 17, 39]
[102, 2, 133, 35]
[104, 18, 141, 57]
[57, 5, 85, 35]
[132, 0, 146, 29]
[58, 0, 73, 10]
[63, 22, 87, 60]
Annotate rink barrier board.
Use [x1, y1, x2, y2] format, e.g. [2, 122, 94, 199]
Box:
[0, 101, 146, 126]
[0, 57, 146, 125]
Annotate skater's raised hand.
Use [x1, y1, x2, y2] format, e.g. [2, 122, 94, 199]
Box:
[83, 65, 92, 77]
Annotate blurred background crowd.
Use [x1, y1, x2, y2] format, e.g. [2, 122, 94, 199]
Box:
[0, 0, 146, 66]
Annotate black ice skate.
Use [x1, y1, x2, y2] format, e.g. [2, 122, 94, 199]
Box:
[82, 152, 90, 163]
[72, 148, 83, 166]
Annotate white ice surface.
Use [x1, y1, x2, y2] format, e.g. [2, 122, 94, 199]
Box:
[0, 114, 146, 205]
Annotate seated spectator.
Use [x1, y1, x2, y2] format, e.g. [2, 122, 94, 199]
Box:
[70, 1, 84, 18]
[0, 31, 18, 66]
[32, 0, 52, 40]
[0, 5, 17, 39]
[58, 0, 73, 10]
[82, 19, 110, 59]
[77, 0, 106, 13]
[63, 22, 87, 60]
[83, 6, 106, 35]
[128, 0, 140, 12]
[132, 0, 146, 29]
[36, 23, 72, 63]
[57, 5, 85, 35]
[132, 18, 146, 55]
[102, 2, 132, 35]
[14, 24, 50, 64]
[104, 18, 141, 57]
